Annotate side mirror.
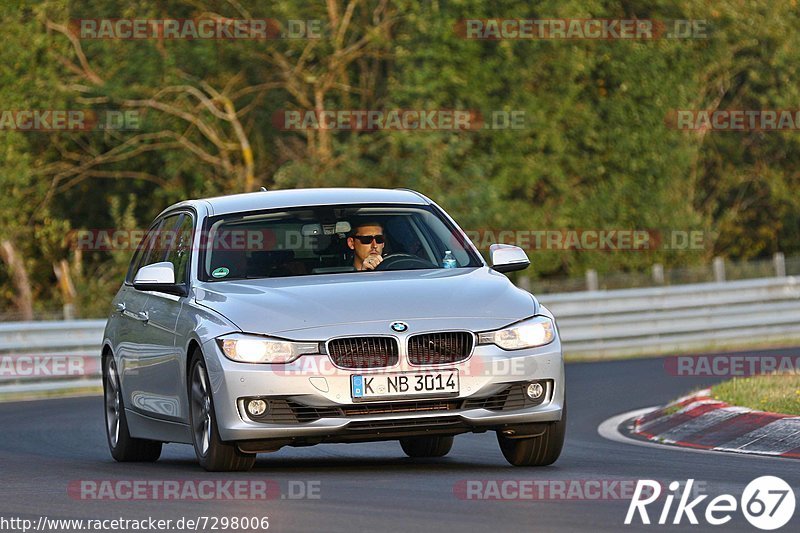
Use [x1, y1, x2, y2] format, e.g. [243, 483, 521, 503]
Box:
[490, 244, 530, 273]
[133, 262, 187, 296]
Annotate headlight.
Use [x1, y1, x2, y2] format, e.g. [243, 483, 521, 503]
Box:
[218, 334, 319, 364]
[477, 316, 555, 350]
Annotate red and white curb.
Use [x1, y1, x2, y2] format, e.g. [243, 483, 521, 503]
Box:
[631, 389, 800, 458]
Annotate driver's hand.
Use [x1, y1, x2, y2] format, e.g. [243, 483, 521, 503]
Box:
[362, 254, 383, 271]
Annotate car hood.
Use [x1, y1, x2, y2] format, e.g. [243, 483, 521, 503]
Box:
[193, 267, 536, 338]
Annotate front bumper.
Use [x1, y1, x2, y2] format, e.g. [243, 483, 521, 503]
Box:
[201, 337, 565, 449]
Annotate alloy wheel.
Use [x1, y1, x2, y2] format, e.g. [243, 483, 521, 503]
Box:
[191, 363, 212, 456]
[104, 359, 121, 448]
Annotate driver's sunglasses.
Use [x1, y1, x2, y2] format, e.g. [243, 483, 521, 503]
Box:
[353, 234, 385, 245]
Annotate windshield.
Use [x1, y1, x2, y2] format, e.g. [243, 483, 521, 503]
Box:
[200, 204, 483, 281]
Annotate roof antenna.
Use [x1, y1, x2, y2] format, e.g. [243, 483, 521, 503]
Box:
[260, 186, 268, 192]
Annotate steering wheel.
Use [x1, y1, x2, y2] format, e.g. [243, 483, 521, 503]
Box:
[374, 253, 438, 271]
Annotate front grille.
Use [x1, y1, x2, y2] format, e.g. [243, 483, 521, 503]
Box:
[407, 331, 473, 365]
[327, 336, 399, 369]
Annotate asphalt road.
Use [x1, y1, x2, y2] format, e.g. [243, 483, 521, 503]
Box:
[1, 353, 799, 533]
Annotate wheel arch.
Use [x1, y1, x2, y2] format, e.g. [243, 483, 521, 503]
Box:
[101, 342, 114, 372]
[185, 338, 204, 395]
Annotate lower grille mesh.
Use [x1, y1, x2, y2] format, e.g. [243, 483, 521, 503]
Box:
[346, 416, 463, 431]
[342, 399, 462, 416]
[462, 382, 551, 411]
[249, 400, 340, 423]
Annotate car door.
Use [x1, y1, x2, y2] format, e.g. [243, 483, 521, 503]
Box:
[115, 218, 164, 403]
[124, 212, 193, 422]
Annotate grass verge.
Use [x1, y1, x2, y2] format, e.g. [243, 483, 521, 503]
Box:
[0, 386, 102, 403]
[711, 374, 800, 415]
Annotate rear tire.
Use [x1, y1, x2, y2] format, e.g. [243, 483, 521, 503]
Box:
[189, 351, 256, 472]
[103, 356, 162, 462]
[497, 399, 566, 467]
[400, 435, 454, 458]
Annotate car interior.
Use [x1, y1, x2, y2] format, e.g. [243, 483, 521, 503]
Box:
[206, 211, 446, 280]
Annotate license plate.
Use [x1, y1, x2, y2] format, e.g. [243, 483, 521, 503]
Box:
[351, 370, 459, 401]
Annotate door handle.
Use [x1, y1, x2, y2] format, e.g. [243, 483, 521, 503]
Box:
[134, 311, 149, 323]
[115, 302, 126, 313]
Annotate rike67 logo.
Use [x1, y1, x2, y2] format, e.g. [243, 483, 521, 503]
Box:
[625, 477, 795, 530]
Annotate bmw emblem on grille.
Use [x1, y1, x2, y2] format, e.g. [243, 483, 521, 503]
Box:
[390, 321, 408, 332]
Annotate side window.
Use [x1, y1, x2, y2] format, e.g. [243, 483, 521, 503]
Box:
[126, 218, 165, 283]
[163, 214, 194, 284]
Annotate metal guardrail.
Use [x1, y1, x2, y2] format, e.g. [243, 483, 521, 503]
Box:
[0, 320, 106, 394]
[2, 276, 800, 393]
[0, 320, 106, 353]
[540, 276, 800, 358]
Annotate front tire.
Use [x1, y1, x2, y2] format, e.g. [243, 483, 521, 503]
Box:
[497, 400, 566, 467]
[104, 356, 162, 462]
[189, 351, 255, 472]
[400, 435, 454, 458]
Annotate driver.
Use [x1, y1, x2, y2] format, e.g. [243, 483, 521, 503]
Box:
[347, 221, 385, 271]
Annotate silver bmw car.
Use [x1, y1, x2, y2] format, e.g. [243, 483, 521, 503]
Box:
[102, 188, 565, 471]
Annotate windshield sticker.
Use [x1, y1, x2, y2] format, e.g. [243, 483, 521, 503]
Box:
[211, 267, 230, 278]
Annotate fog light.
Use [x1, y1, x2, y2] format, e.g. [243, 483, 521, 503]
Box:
[526, 382, 544, 400]
[247, 399, 268, 417]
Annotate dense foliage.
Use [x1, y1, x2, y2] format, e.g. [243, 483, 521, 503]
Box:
[1, 0, 799, 318]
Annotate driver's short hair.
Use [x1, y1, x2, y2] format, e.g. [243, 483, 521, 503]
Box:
[349, 220, 383, 236]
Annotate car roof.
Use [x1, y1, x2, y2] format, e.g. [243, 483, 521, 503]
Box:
[165, 188, 431, 217]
